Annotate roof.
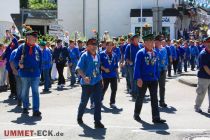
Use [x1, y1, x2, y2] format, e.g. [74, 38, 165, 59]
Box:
[130, 8, 180, 17]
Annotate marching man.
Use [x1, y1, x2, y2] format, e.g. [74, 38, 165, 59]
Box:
[195, 37, 210, 113]
[133, 34, 166, 124]
[14, 30, 42, 117]
[100, 40, 119, 108]
[76, 38, 104, 128]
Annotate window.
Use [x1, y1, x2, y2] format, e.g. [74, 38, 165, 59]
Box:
[135, 27, 152, 36]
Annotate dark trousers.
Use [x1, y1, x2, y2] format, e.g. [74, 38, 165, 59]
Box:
[77, 82, 103, 122]
[40, 71, 44, 83]
[184, 58, 190, 72]
[172, 60, 178, 74]
[134, 81, 160, 120]
[125, 64, 131, 92]
[190, 56, 196, 70]
[102, 77, 118, 104]
[178, 57, 183, 73]
[158, 70, 167, 103]
[8, 71, 17, 96]
[56, 63, 65, 85]
[167, 61, 172, 76]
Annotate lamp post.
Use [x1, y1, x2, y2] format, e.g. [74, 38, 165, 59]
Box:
[140, 0, 143, 39]
[83, 0, 86, 37]
[98, 0, 100, 39]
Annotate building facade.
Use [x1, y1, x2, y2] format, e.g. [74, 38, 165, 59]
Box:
[0, 0, 20, 39]
[57, 0, 208, 39]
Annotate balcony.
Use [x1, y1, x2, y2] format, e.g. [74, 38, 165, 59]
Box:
[20, 8, 57, 19]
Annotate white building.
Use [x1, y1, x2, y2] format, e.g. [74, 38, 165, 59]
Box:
[0, 0, 20, 39]
[58, 0, 186, 39]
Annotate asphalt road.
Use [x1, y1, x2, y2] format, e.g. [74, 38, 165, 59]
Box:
[0, 72, 210, 140]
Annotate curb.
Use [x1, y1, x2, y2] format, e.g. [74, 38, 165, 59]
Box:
[178, 78, 197, 87]
[180, 73, 197, 76]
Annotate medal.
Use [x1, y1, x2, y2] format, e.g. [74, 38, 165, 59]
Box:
[161, 60, 165, 65]
[35, 49, 40, 61]
[93, 70, 97, 77]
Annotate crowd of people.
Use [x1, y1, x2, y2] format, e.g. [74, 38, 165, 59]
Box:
[0, 27, 210, 129]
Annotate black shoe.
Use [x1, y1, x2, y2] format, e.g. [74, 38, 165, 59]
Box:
[17, 100, 22, 107]
[94, 121, 105, 129]
[153, 118, 166, 124]
[160, 102, 168, 108]
[133, 115, 142, 122]
[41, 89, 51, 94]
[22, 108, 29, 114]
[33, 111, 42, 117]
[8, 94, 14, 99]
[77, 118, 83, 124]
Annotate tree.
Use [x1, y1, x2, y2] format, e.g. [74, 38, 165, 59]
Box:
[20, 0, 57, 10]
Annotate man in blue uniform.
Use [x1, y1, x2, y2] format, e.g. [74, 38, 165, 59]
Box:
[119, 37, 126, 77]
[14, 31, 42, 117]
[194, 37, 210, 113]
[112, 42, 121, 63]
[99, 41, 106, 52]
[133, 34, 166, 124]
[198, 41, 205, 53]
[124, 34, 132, 93]
[1, 33, 18, 99]
[189, 40, 199, 71]
[165, 40, 172, 77]
[100, 41, 119, 108]
[177, 40, 185, 74]
[77, 40, 85, 53]
[183, 41, 191, 72]
[10, 39, 25, 106]
[76, 38, 104, 128]
[40, 40, 52, 93]
[155, 36, 168, 108]
[170, 42, 178, 75]
[68, 40, 80, 86]
[125, 34, 142, 99]
[52, 39, 70, 89]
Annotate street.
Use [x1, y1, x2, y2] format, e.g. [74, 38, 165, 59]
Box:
[0, 70, 210, 140]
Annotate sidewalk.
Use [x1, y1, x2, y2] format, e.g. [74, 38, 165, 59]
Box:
[178, 71, 197, 87]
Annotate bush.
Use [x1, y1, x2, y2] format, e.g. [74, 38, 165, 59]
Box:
[28, 0, 57, 10]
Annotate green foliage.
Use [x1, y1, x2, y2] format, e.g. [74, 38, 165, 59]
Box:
[28, 0, 57, 10]
[38, 34, 56, 43]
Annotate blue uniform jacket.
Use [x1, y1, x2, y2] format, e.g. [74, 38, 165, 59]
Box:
[125, 43, 142, 67]
[76, 51, 102, 85]
[14, 44, 42, 77]
[134, 48, 159, 81]
[198, 45, 205, 53]
[197, 49, 210, 79]
[9, 49, 19, 69]
[190, 45, 199, 57]
[68, 47, 80, 65]
[170, 45, 178, 60]
[42, 48, 52, 70]
[53, 46, 70, 64]
[184, 46, 191, 59]
[155, 47, 168, 71]
[3, 38, 18, 72]
[100, 50, 118, 78]
[165, 45, 172, 58]
[177, 46, 185, 59]
[113, 47, 121, 62]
